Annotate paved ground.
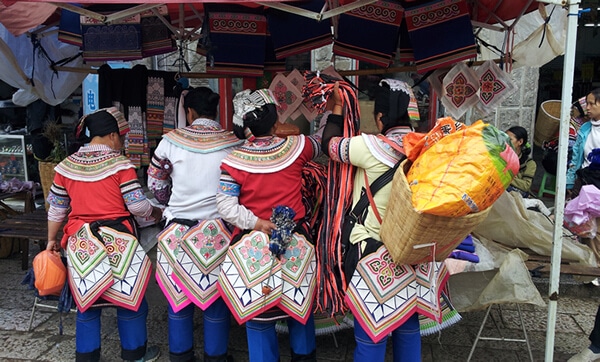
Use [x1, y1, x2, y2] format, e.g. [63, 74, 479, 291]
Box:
[0, 240, 598, 362]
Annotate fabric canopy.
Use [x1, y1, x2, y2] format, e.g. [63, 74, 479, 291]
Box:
[0, 0, 544, 37]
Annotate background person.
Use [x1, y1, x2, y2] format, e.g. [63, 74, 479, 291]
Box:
[567, 88, 600, 197]
[505, 125, 536, 197]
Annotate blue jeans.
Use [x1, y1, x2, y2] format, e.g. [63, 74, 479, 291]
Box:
[168, 298, 230, 359]
[76, 297, 149, 362]
[354, 313, 421, 362]
[246, 314, 316, 362]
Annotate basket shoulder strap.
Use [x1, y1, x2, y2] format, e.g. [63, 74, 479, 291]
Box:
[350, 156, 405, 219]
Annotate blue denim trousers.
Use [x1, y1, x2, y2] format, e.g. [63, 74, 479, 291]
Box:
[246, 314, 316, 362]
[75, 297, 149, 361]
[168, 298, 230, 358]
[354, 312, 421, 362]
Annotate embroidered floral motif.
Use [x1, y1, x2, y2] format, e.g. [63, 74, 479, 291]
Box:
[190, 222, 227, 259]
[239, 234, 272, 274]
[280, 236, 308, 273]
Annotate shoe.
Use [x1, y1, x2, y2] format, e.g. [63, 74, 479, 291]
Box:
[568, 347, 600, 362]
[124, 346, 161, 362]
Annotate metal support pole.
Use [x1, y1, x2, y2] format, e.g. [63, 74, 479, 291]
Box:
[543, 1, 580, 361]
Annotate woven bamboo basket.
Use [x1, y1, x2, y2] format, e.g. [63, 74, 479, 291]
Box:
[379, 160, 491, 265]
[38, 161, 58, 211]
[533, 100, 561, 147]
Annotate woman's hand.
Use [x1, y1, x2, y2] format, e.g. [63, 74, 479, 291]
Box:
[326, 82, 343, 115]
[151, 206, 163, 222]
[254, 218, 277, 235]
[46, 239, 60, 252]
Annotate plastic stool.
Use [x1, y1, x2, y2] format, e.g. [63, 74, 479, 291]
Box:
[537, 172, 556, 198]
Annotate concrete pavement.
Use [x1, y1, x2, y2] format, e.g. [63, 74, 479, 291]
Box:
[0, 239, 598, 362]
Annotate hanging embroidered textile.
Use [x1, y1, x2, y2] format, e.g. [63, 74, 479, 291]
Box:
[58, 7, 82, 47]
[428, 68, 449, 99]
[81, 13, 142, 62]
[405, 0, 476, 72]
[146, 74, 165, 146]
[287, 69, 318, 122]
[156, 223, 192, 312]
[171, 220, 232, 310]
[333, 0, 404, 67]
[199, 5, 267, 77]
[344, 246, 450, 343]
[475, 60, 517, 115]
[266, 0, 332, 59]
[441, 62, 480, 119]
[98, 64, 149, 167]
[269, 73, 303, 124]
[264, 33, 286, 73]
[397, 20, 414, 63]
[140, 5, 176, 58]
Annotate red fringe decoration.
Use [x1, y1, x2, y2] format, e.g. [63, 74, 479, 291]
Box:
[302, 71, 360, 316]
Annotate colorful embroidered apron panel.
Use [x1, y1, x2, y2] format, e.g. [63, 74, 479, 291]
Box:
[344, 247, 418, 343]
[344, 246, 450, 343]
[172, 219, 232, 310]
[155, 223, 191, 312]
[277, 233, 316, 324]
[96, 226, 152, 311]
[218, 231, 283, 324]
[67, 224, 113, 312]
[414, 261, 450, 322]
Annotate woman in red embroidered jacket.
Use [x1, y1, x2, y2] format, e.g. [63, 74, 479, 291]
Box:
[321, 80, 457, 362]
[46, 107, 162, 362]
[215, 89, 323, 362]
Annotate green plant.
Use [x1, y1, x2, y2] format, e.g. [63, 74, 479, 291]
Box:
[41, 120, 67, 163]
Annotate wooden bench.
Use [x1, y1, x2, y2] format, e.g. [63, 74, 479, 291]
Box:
[521, 247, 600, 278]
[0, 209, 62, 270]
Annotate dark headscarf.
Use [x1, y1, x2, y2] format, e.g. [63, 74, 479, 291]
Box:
[75, 107, 129, 143]
[374, 79, 419, 134]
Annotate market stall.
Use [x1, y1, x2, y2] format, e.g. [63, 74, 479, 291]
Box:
[0, 0, 583, 359]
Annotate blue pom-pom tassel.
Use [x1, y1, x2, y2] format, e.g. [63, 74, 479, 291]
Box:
[269, 205, 296, 259]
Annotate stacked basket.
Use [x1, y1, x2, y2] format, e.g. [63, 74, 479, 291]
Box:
[533, 100, 561, 148]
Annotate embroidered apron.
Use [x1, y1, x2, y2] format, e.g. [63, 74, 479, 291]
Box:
[155, 222, 192, 312]
[344, 246, 450, 343]
[67, 223, 151, 312]
[218, 230, 316, 324]
[171, 219, 232, 310]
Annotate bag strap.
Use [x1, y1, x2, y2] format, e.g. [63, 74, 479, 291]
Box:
[364, 171, 382, 224]
[349, 155, 405, 221]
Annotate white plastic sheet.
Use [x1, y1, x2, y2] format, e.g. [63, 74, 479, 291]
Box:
[0, 23, 87, 106]
[472, 191, 598, 267]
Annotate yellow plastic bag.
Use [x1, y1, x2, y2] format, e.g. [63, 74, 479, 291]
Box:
[407, 120, 519, 217]
[33, 250, 67, 296]
[403, 117, 466, 161]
